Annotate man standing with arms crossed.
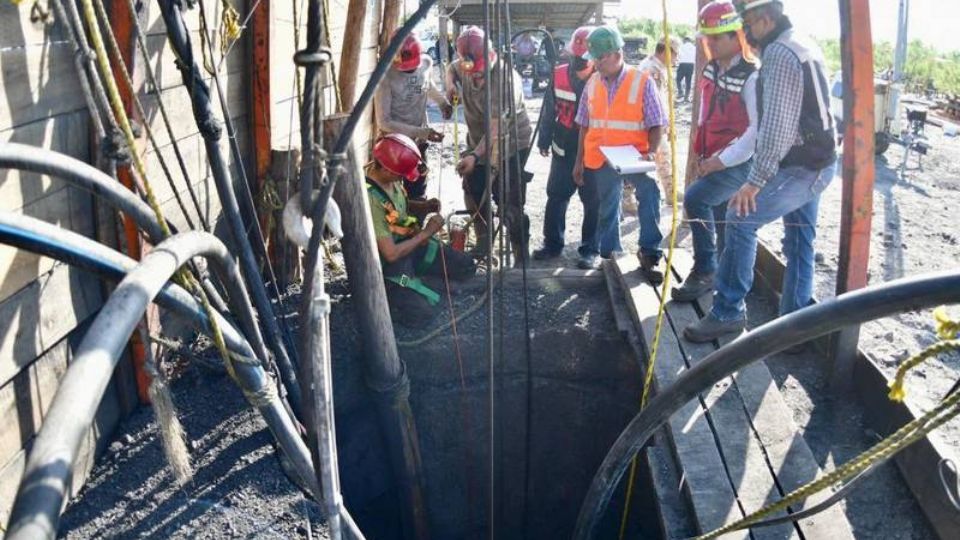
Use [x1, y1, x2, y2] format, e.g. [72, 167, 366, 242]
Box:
[573, 26, 667, 283]
[684, 0, 837, 342]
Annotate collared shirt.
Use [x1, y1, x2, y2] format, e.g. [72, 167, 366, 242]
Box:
[697, 55, 760, 168]
[574, 65, 666, 130]
[748, 35, 806, 187]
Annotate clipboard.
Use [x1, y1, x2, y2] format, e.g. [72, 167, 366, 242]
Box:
[599, 145, 657, 174]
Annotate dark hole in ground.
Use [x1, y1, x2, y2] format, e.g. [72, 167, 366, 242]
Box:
[332, 273, 659, 539]
[58, 272, 660, 539]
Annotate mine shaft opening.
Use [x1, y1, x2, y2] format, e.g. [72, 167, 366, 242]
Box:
[328, 272, 661, 539]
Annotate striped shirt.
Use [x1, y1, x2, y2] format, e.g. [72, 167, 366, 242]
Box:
[574, 65, 666, 130]
[748, 40, 806, 188]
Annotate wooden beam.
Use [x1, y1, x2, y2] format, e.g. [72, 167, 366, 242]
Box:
[338, 0, 370, 110]
[250, 0, 271, 185]
[110, 0, 152, 403]
[249, 0, 274, 266]
[831, 0, 876, 389]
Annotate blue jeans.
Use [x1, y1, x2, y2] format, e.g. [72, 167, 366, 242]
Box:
[542, 153, 600, 256]
[712, 163, 836, 321]
[684, 161, 752, 275]
[589, 165, 663, 259]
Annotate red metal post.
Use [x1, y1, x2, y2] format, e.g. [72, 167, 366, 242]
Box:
[249, 0, 274, 258]
[110, 0, 154, 403]
[831, 0, 876, 388]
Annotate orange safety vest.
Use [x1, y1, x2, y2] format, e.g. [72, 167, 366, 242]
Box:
[582, 67, 651, 170]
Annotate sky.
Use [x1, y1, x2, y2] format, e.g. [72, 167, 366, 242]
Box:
[609, 0, 960, 52]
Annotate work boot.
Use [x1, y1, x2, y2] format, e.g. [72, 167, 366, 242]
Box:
[671, 271, 714, 302]
[577, 253, 600, 270]
[532, 247, 562, 261]
[682, 313, 746, 343]
[638, 253, 664, 285]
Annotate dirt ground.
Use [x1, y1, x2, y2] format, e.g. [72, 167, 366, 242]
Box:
[56, 87, 954, 537]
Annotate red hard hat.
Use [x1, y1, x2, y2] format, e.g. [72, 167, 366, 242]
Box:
[372, 134, 423, 182]
[567, 26, 595, 58]
[456, 26, 493, 74]
[393, 33, 423, 71]
[699, 1, 743, 36]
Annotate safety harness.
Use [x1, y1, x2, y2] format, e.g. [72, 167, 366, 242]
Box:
[366, 180, 441, 305]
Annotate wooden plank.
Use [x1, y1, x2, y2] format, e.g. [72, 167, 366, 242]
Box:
[672, 247, 854, 539]
[0, 41, 86, 132]
[0, 110, 90, 213]
[662, 255, 798, 539]
[0, 336, 70, 471]
[0, 365, 123, 528]
[0, 186, 97, 302]
[612, 256, 747, 537]
[0, 262, 103, 389]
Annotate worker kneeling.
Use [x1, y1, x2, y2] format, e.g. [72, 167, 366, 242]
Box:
[366, 134, 476, 326]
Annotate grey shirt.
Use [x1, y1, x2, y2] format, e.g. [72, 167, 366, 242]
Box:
[448, 58, 533, 164]
[375, 55, 448, 140]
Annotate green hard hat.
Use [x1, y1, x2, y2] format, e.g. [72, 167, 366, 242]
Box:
[583, 25, 625, 60]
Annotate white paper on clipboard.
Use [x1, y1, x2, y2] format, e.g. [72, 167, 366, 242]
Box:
[599, 145, 657, 174]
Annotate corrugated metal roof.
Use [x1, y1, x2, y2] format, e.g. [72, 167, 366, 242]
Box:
[440, 0, 610, 31]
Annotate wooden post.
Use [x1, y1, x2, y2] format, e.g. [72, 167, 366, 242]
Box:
[249, 0, 273, 242]
[110, 0, 153, 403]
[683, 0, 711, 188]
[338, 0, 370, 110]
[323, 115, 430, 540]
[380, 0, 402, 53]
[830, 0, 876, 389]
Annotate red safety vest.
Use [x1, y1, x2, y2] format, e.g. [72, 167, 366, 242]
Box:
[693, 59, 755, 159]
[554, 64, 578, 130]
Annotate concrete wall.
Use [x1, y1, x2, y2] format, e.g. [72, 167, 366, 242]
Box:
[0, 0, 381, 530]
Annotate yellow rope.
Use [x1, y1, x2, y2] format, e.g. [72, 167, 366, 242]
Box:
[934, 306, 960, 340]
[81, 0, 232, 370]
[618, 4, 683, 538]
[889, 339, 960, 402]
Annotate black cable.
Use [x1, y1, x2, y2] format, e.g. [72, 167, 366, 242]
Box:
[122, 0, 209, 232]
[194, 0, 297, 367]
[157, 0, 303, 418]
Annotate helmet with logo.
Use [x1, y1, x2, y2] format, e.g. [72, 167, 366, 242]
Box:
[699, 1, 743, 35]
[456, 26, 495, 74]
[583, 25, 625, 60]
[567, 25, 596, 58]
[372, 134, 423, 181]
[393, 33, 423, 71]
[732, 0, 782, 15]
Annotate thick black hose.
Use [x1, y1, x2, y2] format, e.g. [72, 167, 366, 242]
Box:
[157, 0, 302, 417]
[573, 270, 960, 539]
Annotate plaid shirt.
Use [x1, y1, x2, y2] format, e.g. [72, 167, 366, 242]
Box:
[748, 41, 805, 188]
[575, 65, 666, 130]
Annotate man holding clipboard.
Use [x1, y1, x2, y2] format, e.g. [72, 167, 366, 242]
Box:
[573, 25, 667, 283]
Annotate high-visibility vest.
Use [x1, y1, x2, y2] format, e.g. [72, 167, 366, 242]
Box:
[554, 64, 578, 130]
[583, 67, 651, 170]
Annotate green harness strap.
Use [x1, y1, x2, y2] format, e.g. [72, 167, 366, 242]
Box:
[385, 274, 441, 306]
[415, 237, 440, 275]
